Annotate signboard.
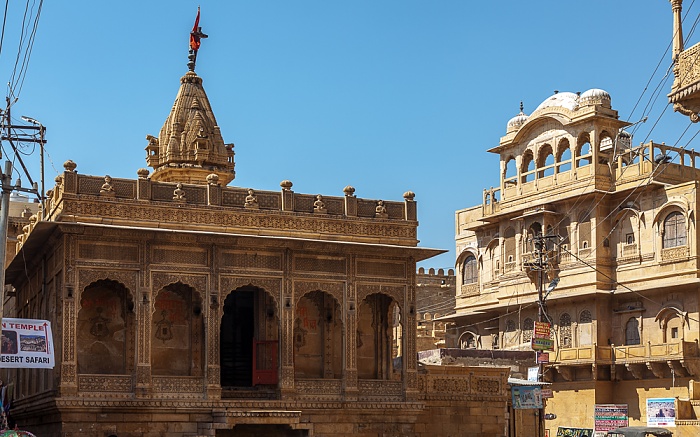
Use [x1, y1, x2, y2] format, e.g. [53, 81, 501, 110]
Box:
[512, 386, 542, 409]
[1, 318, 55, 368]
[541, 388, 553, 399]
[556, 427, 593, 437]
[537, 351, 550, 363]
[646, 398, 675, 427]
[532, 337, 554, 351]
[594, 404, 628, 436]
[528, 366, 539, 381]
[534, 321, 551, 338]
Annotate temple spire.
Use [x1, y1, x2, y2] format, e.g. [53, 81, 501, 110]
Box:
[187, 7, 208, 72]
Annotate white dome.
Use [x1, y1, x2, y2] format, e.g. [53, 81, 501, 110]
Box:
[579, 88, 611, 107]
[507, 111, 529, 130]
[534, 92, 579, 112]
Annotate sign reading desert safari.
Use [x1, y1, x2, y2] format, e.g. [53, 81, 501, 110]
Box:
[0, 318, 55, 369]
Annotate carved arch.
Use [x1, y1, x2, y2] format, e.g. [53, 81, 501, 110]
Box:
[152, 272, 207, 298]
[77, 269, 138, 303]
[294, 280, 344, 308]
[219, 276, 281, 308]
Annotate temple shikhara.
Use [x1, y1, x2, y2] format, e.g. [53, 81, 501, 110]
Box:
[0, 12, 513, 437]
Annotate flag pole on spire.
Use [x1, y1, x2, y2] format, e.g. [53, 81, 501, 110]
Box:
[187, 7, 208, 72]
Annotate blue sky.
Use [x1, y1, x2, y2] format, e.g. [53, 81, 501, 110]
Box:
[0, 1, 695, 268]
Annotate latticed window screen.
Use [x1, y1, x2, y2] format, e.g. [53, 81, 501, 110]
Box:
[559, 313, 572, 348]
[522, 318, 534, 342]
[663, 211, 687, 248]
[579, 310, 592, 324]
[462, 255, 477, 285]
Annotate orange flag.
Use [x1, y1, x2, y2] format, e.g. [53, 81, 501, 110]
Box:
[190, 7, 202, 51]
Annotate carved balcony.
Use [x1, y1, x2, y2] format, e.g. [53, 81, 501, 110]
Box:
[669, 41, 700, 122]
[555, 345, 613, 366]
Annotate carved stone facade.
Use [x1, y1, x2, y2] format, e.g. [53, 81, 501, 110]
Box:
[451, 88, 700, 434]
[1, 62, 512, 436]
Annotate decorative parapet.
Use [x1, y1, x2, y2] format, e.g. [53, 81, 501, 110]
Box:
[661, 245, 690, 262]
[460, 283, 478, 297]
[35, 168, 420, 247]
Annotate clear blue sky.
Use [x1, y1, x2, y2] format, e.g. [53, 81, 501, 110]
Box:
[0, 1, 694, 268]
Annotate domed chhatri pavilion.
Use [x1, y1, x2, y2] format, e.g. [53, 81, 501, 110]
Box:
[0, 19, 512, 437]
[451, 86, 700, 433]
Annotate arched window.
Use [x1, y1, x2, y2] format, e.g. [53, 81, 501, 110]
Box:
[505, 319, 516, 332]
[559, 313, 572, 348]
[625, 317, 640, 345]
[576, 135, 592, 168]
[504, 157, 517, 185]
[521, 151, 535, 183]
[579, 310, 592, 324]
[522, 318, 534, 342]
[663, 211, 687, 248]
[462, 255, 477, 285]
[557, 139, 572, 173]
[537, 144, 555, 178]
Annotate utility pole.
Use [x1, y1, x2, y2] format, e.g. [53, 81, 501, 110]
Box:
[0, 98, 43, 325]
[531, 232, 560, 437]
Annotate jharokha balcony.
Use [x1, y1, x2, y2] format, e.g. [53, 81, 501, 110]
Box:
[548, 340, 700, 382]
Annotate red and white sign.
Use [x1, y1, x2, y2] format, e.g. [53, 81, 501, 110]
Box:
[534, 321, 551, 339]
[0, 318, 55, 368]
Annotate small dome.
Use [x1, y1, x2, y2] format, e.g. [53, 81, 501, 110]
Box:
[506, 102, 529, 132]
[507, 112, 529, 130]
[534, 92, 579, 112]
[579, 88, 611, 108]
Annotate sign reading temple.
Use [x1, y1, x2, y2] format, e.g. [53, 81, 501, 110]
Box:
[0, 318, 55, 368]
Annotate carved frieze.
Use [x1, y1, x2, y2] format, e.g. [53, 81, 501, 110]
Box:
[78, 375, 133, 392]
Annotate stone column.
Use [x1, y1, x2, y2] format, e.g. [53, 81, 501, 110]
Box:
[135, 286, 152, 397]
[343, 255, 358, 400]
[58, 235, 78, 395]
[279, 249, 295, 399]
[404, 258, 419, 400]
[206, 292, 221, 399]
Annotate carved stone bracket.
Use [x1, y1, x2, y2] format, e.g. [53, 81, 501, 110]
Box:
[555, 365, 573, 382]
[680, 359, 700, 377]
[647, 362, 666, 379]
[625, 363, 645, 380]
[670, 359, 690, 377]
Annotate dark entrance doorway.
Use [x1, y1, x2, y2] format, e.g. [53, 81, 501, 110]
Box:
[220, 290, 254, 387]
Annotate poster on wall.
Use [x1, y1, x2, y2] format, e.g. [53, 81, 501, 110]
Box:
[0, 318, 54, 369]
[512, 386, 542, 409]
[593, 404, 628, 436]
[646, 398, 675, 427]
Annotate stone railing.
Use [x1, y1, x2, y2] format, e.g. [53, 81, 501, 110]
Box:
[294, 378, 342, 401]
[152, 376, 205, 399]
[557, 344, 612, 364]
[50, 166, 417, 222]
[676, 42, 700, 90]
[613, 341, 698, 364]
[460, 283, 479, 297]
[78, 374, 133, 393]
[416, 365, 508, 400]
[358, 379, 403, 401]
[662, 245, 690, 262]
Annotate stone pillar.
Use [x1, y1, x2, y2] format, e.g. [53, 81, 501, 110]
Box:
[59, 235, 77, 395]
[206, 292, 221, 399]
[403, 191, 416, 221]
[136, 169, 151, 200]
[343, 255, 358, 400]
[279, 249, 295, 399]
[281, 180, 294, 211]
[404, 257, 419, 400]
[135, 286, 152, 397]
[344, 186, 357, 217]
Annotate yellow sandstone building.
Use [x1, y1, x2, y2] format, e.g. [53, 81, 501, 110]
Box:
[0, 33, 515, 437]
[450, 85, 700, 435]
